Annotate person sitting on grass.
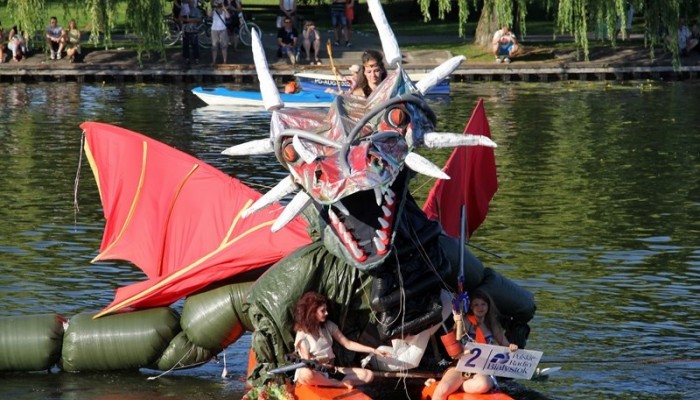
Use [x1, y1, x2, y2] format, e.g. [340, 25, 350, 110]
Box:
[492, 25, 519, 63]
[63, 19, 81, 63]
[277, 17, 299, 65]
[302, 20, 321, 65]
[8, 26, 26, 62]
[46, 16, 65, 60]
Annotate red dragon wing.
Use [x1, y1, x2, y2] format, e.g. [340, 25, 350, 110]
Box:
[423, 99, 498, 239]
[80, 122, 312, 318]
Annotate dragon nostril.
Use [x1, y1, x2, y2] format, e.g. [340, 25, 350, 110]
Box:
[282, 142, 299, 163]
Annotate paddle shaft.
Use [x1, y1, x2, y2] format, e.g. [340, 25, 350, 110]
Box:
[325, 39, 343, 92]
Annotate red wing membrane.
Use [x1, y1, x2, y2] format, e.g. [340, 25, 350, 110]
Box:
[80, 122, 311, 318]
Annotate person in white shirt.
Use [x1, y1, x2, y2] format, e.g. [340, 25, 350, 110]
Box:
[209, 0, 230, 65]
[45, 17, 65, 60]
[491, 25, 519, 63]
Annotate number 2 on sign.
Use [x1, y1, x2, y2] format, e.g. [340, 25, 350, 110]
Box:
[462, 347, 481, 368]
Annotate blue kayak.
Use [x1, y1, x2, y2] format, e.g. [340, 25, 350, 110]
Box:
[191, 86, 335, 108]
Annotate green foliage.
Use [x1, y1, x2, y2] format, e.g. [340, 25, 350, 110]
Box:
[126, 0, 166, 61]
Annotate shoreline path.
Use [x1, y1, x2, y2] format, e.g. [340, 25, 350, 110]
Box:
[1, 30, 699, 83]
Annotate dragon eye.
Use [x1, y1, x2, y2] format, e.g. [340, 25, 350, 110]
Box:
[384, 106, 409, 130]
[282, 142, 299, 163]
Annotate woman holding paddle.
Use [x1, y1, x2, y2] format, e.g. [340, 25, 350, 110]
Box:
[430, 290, 519, 399]
[293, 291, 391, 388]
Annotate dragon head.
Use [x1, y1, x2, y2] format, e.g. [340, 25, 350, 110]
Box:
[222, 1, 496, 271]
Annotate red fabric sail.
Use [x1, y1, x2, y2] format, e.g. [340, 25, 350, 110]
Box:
[422, 99, 498, 239]
[80, 122, 312, 318]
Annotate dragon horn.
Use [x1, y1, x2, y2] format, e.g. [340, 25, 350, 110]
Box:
[222, 138, 274, 156]
[272, 191, 313, 232]
[243, 175, 298, 218]
[251, 28, 283, 111]
[423, 133, 498, 149]
[415, 56, 466, 95]
[367, 0, 401, 67]
[405, 152, 451, 179]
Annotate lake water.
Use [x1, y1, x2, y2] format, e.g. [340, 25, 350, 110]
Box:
[0, 81, 698, 400]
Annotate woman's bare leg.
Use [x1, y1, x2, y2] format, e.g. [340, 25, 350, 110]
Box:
[431, 368, 464, 400]
[461, 373, 494, 394]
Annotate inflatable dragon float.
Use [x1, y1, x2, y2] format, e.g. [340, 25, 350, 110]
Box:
[0, 0, 535, 392]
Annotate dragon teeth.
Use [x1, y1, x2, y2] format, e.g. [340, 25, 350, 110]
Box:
[375, 229, 387, 241]
[374, 187, 383, 206]
[333, 201, 350, 216]
[378, 217, 390, 229]
[373, 237, 387, 253]
[381, 205, 391, 218]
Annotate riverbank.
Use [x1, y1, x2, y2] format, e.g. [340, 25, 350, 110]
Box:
[2, 29, 700, 83]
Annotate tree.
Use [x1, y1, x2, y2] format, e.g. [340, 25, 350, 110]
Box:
[6, 0, 165, 62]
[417, 0, 697, 62]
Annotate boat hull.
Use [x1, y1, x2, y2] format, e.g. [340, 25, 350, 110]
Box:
[191, 87, 335, 108]
[294, 72, 450, 95]
[421, 380, 514, 400]
[293, 384, 372, 400]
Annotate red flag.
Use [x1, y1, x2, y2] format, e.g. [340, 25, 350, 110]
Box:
[422, 99, 497, 239]
[80, 122, 312, 318]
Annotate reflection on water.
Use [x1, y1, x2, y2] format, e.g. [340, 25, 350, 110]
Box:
[0, 81, 699, 400]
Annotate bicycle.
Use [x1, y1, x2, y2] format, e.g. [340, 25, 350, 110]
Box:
[236, 12, 261, 47]
[162, 14, 212, 49]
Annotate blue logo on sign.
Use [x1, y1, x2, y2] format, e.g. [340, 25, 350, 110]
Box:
[489, 353, 510, 364]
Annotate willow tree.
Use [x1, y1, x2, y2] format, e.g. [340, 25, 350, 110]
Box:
[417, 0, 695, 61]
[6, 0, 166, 61]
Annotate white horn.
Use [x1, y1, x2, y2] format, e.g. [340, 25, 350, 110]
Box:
[416, 56, 465, 95]
[272, 191, 312, 232]
[405, 152, 450, 179]
[367, 0, 401, 67]
[243, 175, 298, 218]
[222, 138, 274, 156]
[292, 135, 317, 163]
[251, 29, 283, 111]
[423, 133, 497, 149]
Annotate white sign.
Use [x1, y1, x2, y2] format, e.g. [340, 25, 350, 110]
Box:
[454, 343, 543, 380]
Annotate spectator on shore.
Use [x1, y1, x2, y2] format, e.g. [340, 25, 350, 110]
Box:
[345, 0, 355, 40]
[352, 49, 387, 97]
[676, 18, 692, 56]
[687, 21, 700, 54]
[63, 19, 81, 63]
[302, 20, 321, 65]
[180, 0, 202, 66]
[0, 23, 6, 63]
[209, 0, 230, 65]
[492, 25, 519, 63]
[8, 26, 26, 62]
[331, 0, 350, 47]
[46, 17, 65, 60]
[277, 0, 297, 29]
[277, 16, 299, 65]
[227, 0, 243, 52]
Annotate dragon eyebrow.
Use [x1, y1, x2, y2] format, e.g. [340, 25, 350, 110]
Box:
[339, 94, 435, 174]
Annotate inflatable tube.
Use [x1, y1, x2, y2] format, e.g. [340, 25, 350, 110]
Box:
[61, 308, 180, 372]
[153, 331, 214, 370]
[181, 282, 254, 350]
[438, 234, 486, 290]
[0, 314, 65, 371]
[477, 267, 536, 324]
